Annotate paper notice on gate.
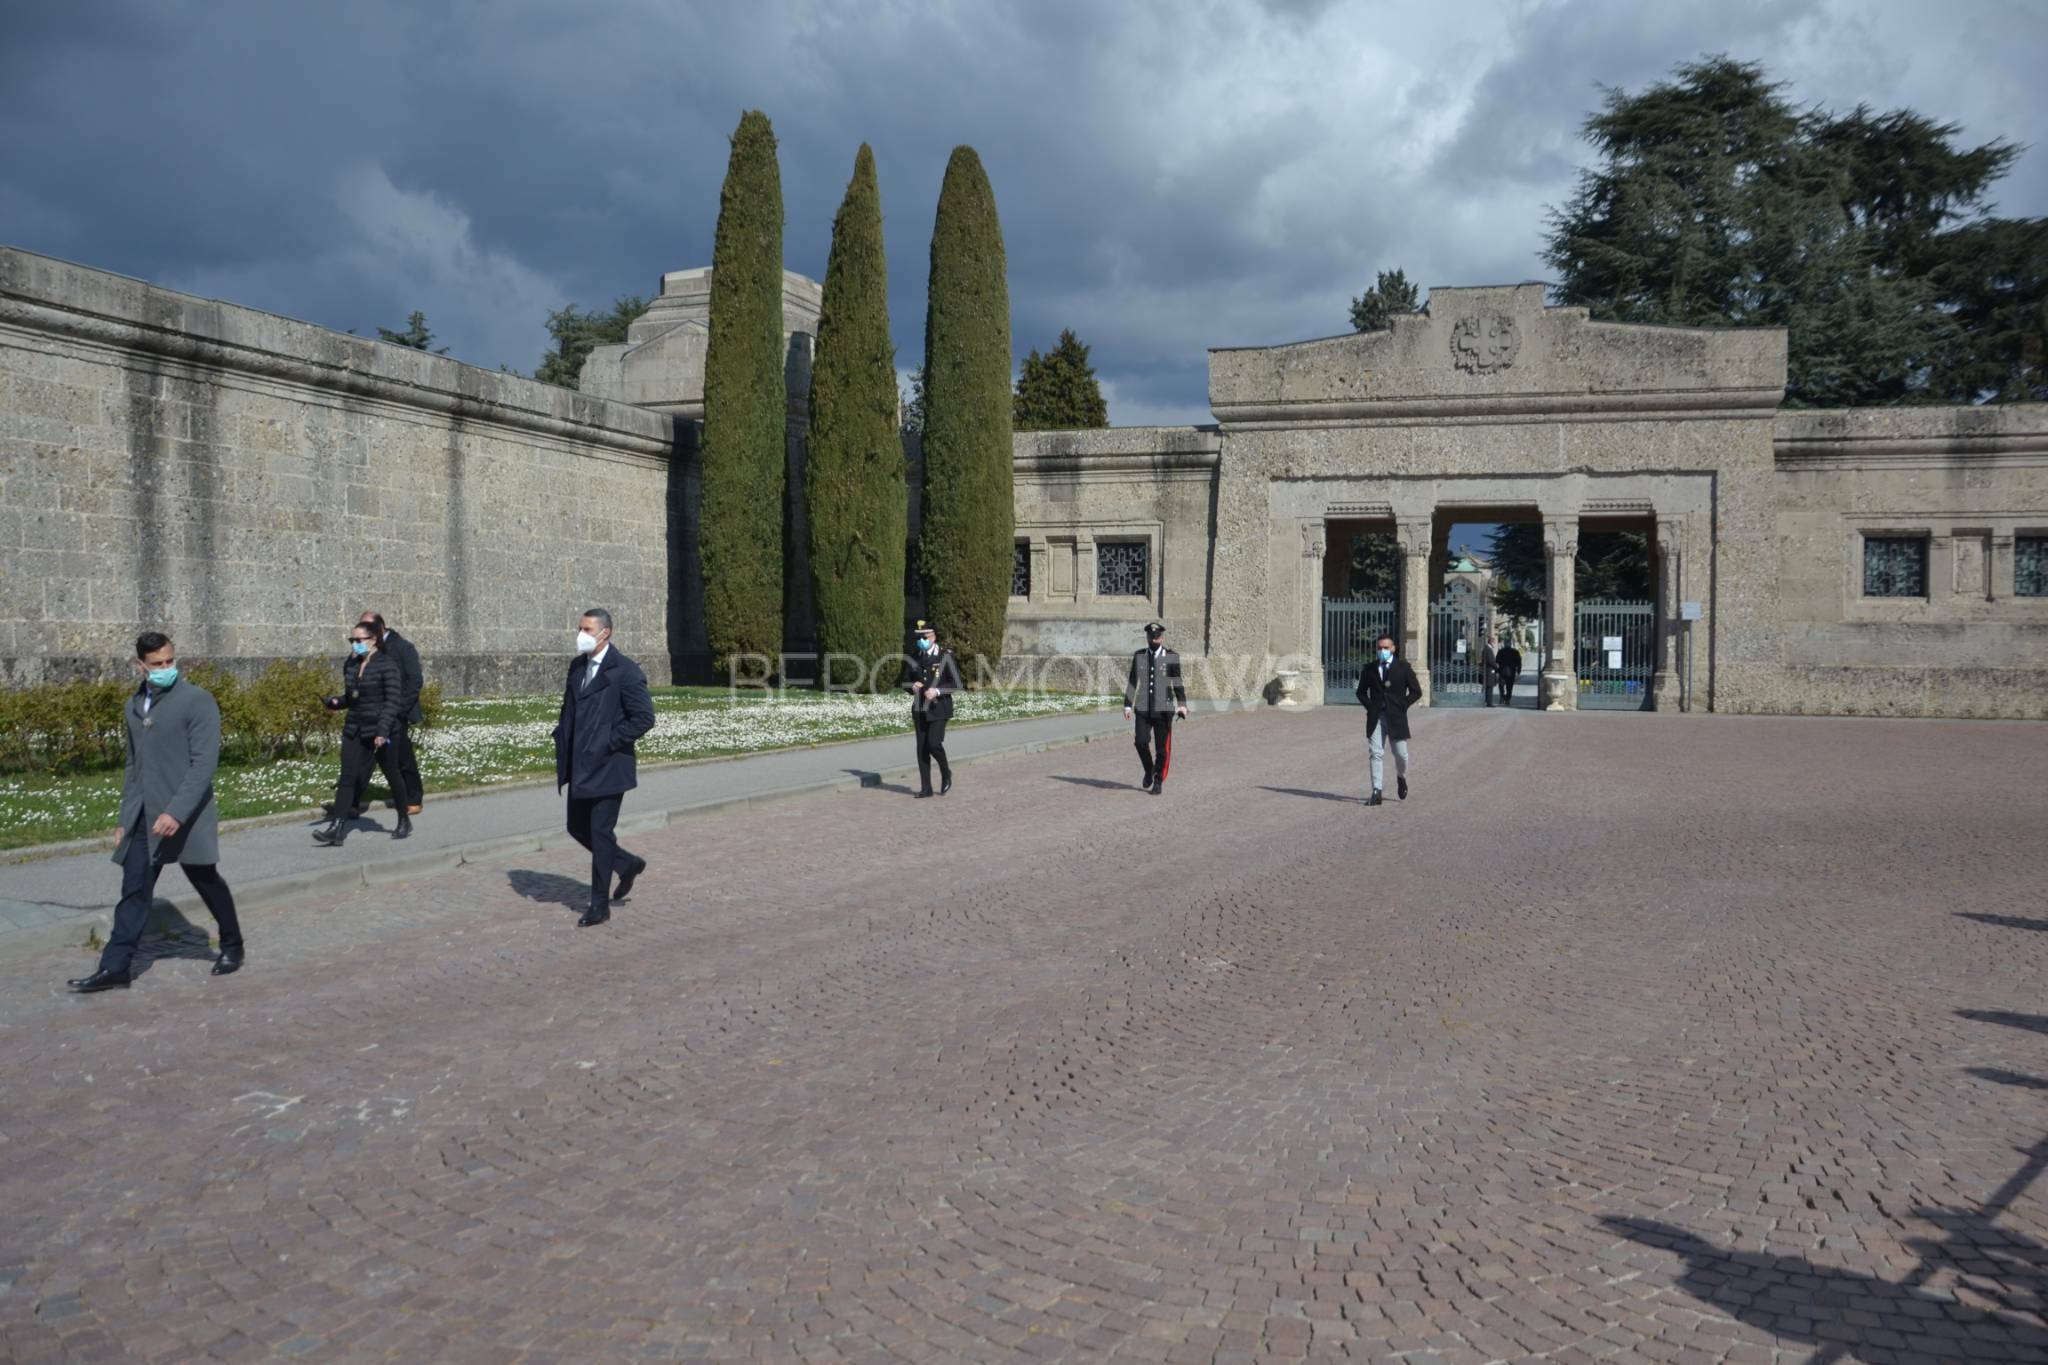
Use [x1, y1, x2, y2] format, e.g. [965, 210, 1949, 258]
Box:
[1602, 635, 1622, 651]
[1607, 650, 1623, 669]
[1455, 640, 1466, 654]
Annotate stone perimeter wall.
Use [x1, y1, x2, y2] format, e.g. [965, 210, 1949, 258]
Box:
[0, 247, 678, 694]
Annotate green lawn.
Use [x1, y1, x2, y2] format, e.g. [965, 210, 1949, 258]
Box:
[0, 687, 1114, 853]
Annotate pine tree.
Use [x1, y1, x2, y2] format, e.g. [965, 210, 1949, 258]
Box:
[377, 311, 448, 354]
[1349, 269, 1421, 332]
[701, 110, 786, 681]
[806, 144, 906, 691]
[534, 295, 651, 389]
[919, 146, 1013, 674]
[1013, 329, 1109, 430]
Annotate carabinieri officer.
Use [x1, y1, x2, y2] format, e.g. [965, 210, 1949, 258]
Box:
[1124, 620, 1187, 794]
[898, 619, 962, 797]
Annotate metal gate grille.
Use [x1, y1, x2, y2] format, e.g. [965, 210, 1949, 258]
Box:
[1322, 599, 1395, 703]
[1574, 600, 1655, 711]
[1428, 598, 1488, 707]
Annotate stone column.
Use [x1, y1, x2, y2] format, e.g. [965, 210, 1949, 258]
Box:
[1992, 533, 2016, 601]
[1653, 517, 1683, 712]
[1076, 534, 1097, 606]
[1541, 517, 1578, 711]
[1029, 538, 1050, 604]
[1298, 518, 1327, 702]
[1396, 517, 1433, 706]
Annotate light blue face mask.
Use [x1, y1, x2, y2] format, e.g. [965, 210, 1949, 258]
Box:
[146, 666, 179, 689]
[917, 637, 934, 653]
[351, 640, 370, 657]
[1377, 648, 1394, 664]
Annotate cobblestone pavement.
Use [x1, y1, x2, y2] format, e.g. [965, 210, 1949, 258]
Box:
[2, 708, 2044, 1364]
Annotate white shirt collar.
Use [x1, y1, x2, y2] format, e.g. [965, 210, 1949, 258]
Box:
[588, 645, 610, 668]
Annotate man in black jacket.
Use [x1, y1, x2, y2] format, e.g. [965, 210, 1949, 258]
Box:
[1354, 632, 1423, 806]
[361, 611, 424, 815]
[1497, 641, 1523, 707]
[897, 619, 962, 797]
[551, 608, 657, 927]
[1125, 621, 1187, 795]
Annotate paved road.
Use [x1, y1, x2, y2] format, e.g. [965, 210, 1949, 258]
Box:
[0, 707, 1128, 950]
[3, 707, 2045, 1363]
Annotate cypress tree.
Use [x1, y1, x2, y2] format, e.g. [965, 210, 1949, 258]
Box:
[806, 144, 905, 691]
[919, 146, 1013, 673]
[1013, 328, 1109, 430]
[702, 109, 785, 681]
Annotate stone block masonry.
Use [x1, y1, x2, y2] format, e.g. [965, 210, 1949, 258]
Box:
[0, 247, 679, 692]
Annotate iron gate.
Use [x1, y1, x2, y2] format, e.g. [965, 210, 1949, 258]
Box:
[1574, 599, 1655, 711]
[1428, 598, 1489, 707]
[1322, 598, 1395, 703]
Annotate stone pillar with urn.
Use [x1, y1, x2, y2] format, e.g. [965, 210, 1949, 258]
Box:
[1541, 517, 1578, 711]
[1653, 516, 1683, 712]
[1396, 517, 1432, 707]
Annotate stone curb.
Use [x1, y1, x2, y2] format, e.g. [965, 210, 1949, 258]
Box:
[3, 725, 1121, 963]
[0, 704, 1126, 867]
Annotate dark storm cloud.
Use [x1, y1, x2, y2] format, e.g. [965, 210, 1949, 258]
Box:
[1, 0, 2042, 425]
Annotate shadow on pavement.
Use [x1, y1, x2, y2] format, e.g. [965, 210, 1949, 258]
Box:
[130, 902, 219, 977]
[506, 869, 588, 912]
[1956, 912, 2048, 933]
[1969, 1067, 2048, 1091]
[1257, 785, 1362, 805]
[1957, 1009, 2048, 1037]
[1047, 775, 1142, 792]
[841, 769, 916, 796]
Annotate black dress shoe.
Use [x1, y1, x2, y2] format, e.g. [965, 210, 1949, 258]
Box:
[915, 788, 934, 799]
[613, 857, 646, 902]
[211, 950, 243, 977]
[68, 968, 132, 993]
[1138, 774, 1154, 791]
[1367, 790, 1383, 806]
[940, 774, 952, 795]
[311, 818, 348, 846]
[1397, 776, 1409, 801]
[577, 905, 610, 928]
[393, 813, 412, 840]
[1151, 780, 1164, 795]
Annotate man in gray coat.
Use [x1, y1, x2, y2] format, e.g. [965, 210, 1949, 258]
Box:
[68, 631, 245, 993]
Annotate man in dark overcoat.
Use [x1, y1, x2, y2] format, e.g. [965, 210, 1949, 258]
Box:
[361, 610, 425, 815]
[1497, 640, 1523, 706]
[68, 631, 245, 993]
[897, 619, 962, 797]
[552, 608, 656, 927]
[1354, 631, 1423, 806]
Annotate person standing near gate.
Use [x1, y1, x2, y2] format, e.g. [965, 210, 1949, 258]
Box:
[1355, 632, 1422, 806]
[553, 609, 656, 927]
[1125, 621, 1187, 795]
[68, 631, 245, 993]
[360, 611, 424, 818]
[1497, 639, 1523, 706]
[898, 620, 961, 797]
[1479, 635, 1498, 706]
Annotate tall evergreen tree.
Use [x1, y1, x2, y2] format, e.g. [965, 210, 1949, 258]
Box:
[920, 146, 1013, 673]
[1544, 56, 2042, 406]
[701, 110, 786, 681]
[534, 295, 651, 389]
[1013, 329, 1109, 430]
[1349, 269, 1421, 332]
[806, 144, 905, 691]
[377, 311, 448, 354]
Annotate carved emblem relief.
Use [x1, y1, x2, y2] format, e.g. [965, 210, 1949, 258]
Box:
[1449, 313, 1520, 374]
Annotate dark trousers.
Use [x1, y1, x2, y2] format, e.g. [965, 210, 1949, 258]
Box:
[1483, 671, 1497, 706]
[915, 712, 951, 792]
[387, 719, 423, 807]
[1498, 669, 1517, 705]
[566, 793, 637, 910]
[1134, 712, 1174, 781]
[334, 733, 405, 815]
[101, 817, 241, 974]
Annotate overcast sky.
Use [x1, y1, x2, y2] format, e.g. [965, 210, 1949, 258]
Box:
[3, 0, 2043, 426]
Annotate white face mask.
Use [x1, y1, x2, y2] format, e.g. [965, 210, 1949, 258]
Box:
[576, 630, 600, 655]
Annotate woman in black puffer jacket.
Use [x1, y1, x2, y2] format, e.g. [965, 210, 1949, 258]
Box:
[313, 619, 409, 846]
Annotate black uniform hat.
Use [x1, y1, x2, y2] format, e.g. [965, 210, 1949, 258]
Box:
[1143, 620, 1165, 638]
[913, 619, 936, 637]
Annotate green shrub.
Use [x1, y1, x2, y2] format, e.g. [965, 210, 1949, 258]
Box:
[0, 678, 128, 773]
[417, 678, 445, 731]
[243, 660, 343, 759]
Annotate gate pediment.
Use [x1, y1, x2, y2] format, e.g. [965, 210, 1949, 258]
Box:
[1207, 283, 1785, 425]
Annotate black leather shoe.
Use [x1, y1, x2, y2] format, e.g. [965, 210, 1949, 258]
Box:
[1398, 776, 1409, 801]
[1138, 774, 1154, 790]
[393, 813, 412, 840]
[613, 857, 646, 902]
[1367, 790, 1383, 806]
[940, 774, 952, 795]
[915, 788, 934, 799]
[312, 818, 347, 846]
[1151, 780, 1164, 796]
[577, 905, 610, 928]
[68, 968, 131, 993]
[211, 950, 243, 977]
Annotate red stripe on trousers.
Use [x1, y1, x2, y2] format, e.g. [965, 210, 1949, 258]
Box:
[1160, 726, 1172, 779]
